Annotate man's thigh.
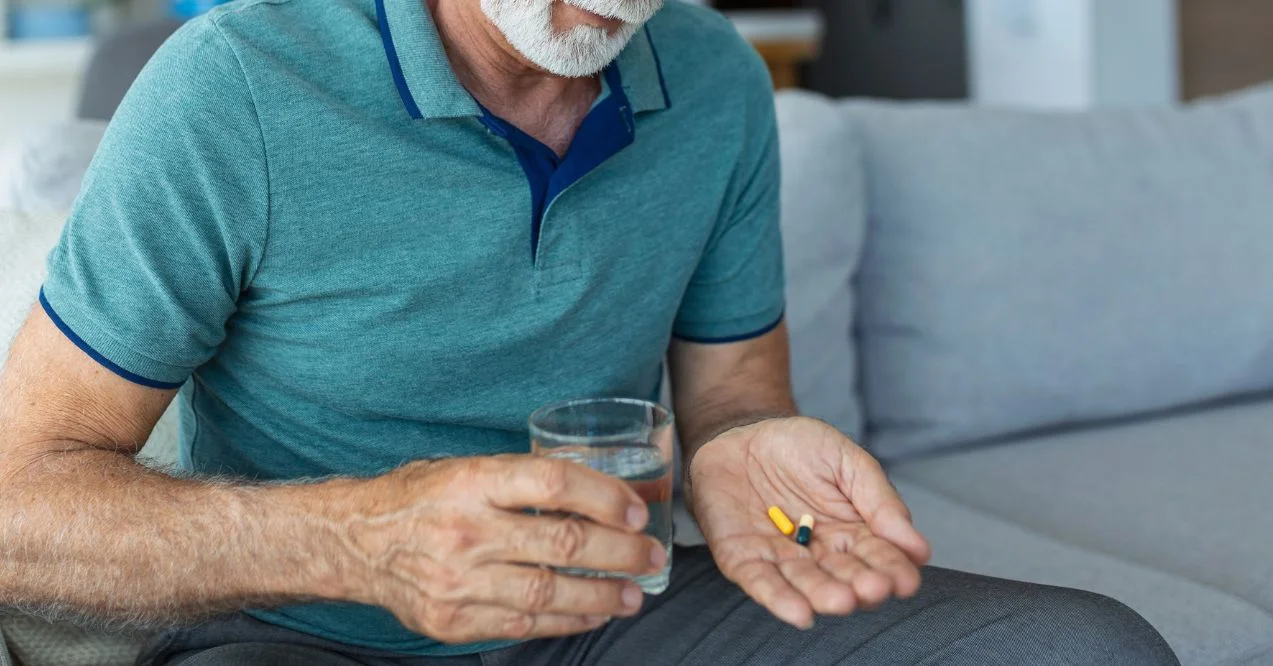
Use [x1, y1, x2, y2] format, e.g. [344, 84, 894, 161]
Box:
[165, 643, 367, 666]
[138, 614, 482, 666]
[486, 546, 1179, 666]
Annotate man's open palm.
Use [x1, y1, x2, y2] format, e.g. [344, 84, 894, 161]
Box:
[688, 417, 932, 629]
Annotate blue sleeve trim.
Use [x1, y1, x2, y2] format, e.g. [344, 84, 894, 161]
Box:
[643, 27, 672, 110]
[674, 313, 785, 345]
[39, 289, 185, 390]
[375, 0, 423, 120]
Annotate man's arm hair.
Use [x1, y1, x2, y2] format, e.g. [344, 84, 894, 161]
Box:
[0, 306, 361, 630]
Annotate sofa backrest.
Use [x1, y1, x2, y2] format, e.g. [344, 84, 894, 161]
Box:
[775, 91, 867, 441]
[842, 85, 1273, 459]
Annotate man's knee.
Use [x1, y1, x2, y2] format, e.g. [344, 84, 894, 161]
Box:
[1006, 586, 1179, 665]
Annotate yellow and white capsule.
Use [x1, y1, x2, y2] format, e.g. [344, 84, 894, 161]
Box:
[795, 514, 815, 546]
[768, 506, 795, 536]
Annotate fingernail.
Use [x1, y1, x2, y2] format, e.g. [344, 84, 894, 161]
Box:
[586, 615, 611, 625]
[626, 504, 647, 530]
[622, 585, 643, 609]
[790, 612, 815, 630]
[649, 544, 667, 569]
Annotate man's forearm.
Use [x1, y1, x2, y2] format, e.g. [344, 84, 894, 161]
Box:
[668, 325, 801, 504]
[0, 447, 361, 628]
[675, 383, 797, 511]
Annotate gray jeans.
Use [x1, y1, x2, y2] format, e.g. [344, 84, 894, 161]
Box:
[138, 546, 1178, 666]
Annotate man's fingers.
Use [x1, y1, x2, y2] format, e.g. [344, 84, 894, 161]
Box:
[463, 564, 646, 617]
[871, 505, 931, 566]
[422, 602, 611, 644]
[723, 559, 813, 630]
[812, 545, 893, 609]
[776, 558, 855, 615]
[478, 456, 646, 531]
[854, 535, 923, 599]
[843, 454, 931, 565]
[497, 512, 665, 575]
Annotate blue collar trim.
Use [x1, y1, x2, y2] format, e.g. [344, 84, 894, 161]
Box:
[477, 65, 636, 259]
[643, 27, 672, 110]
[375, 0, 423, 120]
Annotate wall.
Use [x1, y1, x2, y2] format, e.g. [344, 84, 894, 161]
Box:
[0, 75, 82, 148]
[1092, 0, 1178, 106]
[967, 0, 1092, 108]
[967, 0, 1177, 109]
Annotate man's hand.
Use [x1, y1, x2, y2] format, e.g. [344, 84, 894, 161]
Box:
[334, 455, 666, 644]
[688, 417, 931, 630]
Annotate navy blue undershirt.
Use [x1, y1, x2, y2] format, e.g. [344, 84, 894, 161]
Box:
[475, 64, 634, 260]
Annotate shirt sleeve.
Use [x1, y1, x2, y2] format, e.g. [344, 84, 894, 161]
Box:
[671, 51, 786, 344]
[40, 16, 268, 388]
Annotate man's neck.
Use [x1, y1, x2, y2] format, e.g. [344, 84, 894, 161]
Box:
[427, 0, 600, 156]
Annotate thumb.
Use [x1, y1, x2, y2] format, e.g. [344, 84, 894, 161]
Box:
[845, 451, 932, 565]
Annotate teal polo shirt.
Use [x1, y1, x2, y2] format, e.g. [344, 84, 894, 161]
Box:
[40, 0, 784, 656]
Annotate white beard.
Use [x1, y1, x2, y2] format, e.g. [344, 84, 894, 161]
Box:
[479, 0, 665, 78]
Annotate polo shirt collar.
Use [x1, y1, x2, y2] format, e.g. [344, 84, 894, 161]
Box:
[375, 0, 479, 119]
[376, 0, 671, 120]
[616, 26, 672, 114]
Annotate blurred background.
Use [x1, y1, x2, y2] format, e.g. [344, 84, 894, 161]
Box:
[2, 0, 1273, 146]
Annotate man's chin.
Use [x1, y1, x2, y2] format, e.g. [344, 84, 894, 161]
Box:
[534, 53, 620, 79]
[528, 22, 641, 78]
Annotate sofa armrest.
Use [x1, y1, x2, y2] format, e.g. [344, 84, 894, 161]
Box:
[0, 624, 13, 666]
[0, 613, 149, 666]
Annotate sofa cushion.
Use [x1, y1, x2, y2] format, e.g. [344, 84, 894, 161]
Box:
[848, 85, 1273, 458]
[0, 210, 64, 351]
[895, 478, 1273, 666]
[775, 91, 865, 440]
[0, 121, 106, 214]
[0, 615, 146, 666]
[890, 396, 1273, 665]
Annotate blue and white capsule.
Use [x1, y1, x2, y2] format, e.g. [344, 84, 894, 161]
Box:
[795, 514, 814, 546]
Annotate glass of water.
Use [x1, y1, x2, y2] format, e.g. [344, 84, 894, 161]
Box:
[529, 398, 675, 595]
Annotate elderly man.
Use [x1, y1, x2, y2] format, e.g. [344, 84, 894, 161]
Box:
[0, 0, 1177, 664]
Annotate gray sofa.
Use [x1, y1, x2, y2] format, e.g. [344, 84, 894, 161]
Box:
[743, 88, 1273, 666]
[3, 23, 1273, 666]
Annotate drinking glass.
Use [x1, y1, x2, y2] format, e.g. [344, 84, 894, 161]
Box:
[529, 398, 675, 594]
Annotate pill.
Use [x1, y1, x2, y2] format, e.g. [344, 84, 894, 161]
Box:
[795, 514, 814, 546]
[767, 506, 795, 536]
